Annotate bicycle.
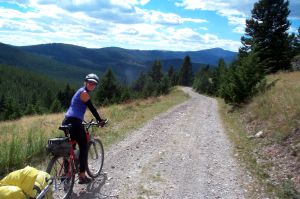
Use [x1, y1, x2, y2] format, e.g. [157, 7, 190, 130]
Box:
[46, 119, 108, 199]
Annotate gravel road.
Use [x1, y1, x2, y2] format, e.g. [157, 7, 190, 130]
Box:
[73, 87, 249, 199]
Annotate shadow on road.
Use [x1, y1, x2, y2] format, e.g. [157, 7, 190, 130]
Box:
[70, 173, 119, 199]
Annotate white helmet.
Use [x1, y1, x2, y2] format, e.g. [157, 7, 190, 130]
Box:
[85, 73, 99, 84]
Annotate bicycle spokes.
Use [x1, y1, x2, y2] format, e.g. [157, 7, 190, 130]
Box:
[46, 156, 75, 199]
[86, 139, 104, 178]
[90, 143, 99, 159]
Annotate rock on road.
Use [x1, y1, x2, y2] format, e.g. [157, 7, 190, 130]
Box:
[74, 87, 248, 199]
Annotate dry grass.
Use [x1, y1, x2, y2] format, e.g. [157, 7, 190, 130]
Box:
[0, 87, 189, 177]
[218, 71, 300, 198]
[245, 71, 300, 140]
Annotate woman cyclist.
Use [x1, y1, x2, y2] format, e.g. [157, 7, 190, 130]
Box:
[62, 73, 105, 184]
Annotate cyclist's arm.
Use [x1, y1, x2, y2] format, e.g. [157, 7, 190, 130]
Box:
[85, 100, 102, 122]
[80, 91, 102, 122]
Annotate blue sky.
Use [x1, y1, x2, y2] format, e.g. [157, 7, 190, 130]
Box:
[0, 0, 299, 52]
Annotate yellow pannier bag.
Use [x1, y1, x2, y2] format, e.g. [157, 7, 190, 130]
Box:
[34, 170, 53, 199]
[0, 185, 26, 199]
[0, 166, 39, 198]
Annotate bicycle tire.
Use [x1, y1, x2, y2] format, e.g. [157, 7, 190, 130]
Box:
[46, 156, 75, 199]
[86, 138, 104, 178]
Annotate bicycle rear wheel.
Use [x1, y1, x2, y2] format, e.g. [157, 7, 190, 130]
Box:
[46, 156, 75, 199]
[86, 138, 104, 178]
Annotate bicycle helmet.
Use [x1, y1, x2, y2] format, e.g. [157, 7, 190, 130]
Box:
[85, 73, 99, 84]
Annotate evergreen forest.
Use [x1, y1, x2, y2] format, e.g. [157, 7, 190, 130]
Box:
[0, 65, 75, 120]
[0, 58, 179, 121]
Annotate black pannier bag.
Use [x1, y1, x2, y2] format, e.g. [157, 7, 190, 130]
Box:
[46, 137, 71, 156]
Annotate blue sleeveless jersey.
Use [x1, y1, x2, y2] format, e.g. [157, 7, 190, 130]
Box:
[65, 87, 87, 121]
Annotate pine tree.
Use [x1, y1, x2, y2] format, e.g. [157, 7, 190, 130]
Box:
[240, 0, 292, 73]
[24, 104, 36, 115]
[57, 84, 75, 109]
[168, 65, 178, 86]
[0, 95, 6, 120]
[96, 69, 121, 105]
[215, 59, 227, 96]
[50, 99, 62, 113]
[193, 65, 213, 95]
[149, 60, 163, 82]
[44, 90, 55, 110]
[219, 52, 265, 104]
[160, 75, 171, 95]
[120, 85, 131, 102]
[142, 76, 156, 97]
[132, 72, 146, 92]
[3, 96, 21, 120]
[134, 63, 171, 98]
[178, 56, 194, 86]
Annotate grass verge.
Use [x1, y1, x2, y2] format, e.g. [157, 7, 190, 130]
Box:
[218, 99, 274, 198]
[218, 71, 300, 199]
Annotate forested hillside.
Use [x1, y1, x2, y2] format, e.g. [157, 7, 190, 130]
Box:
[0, 65, 74, 120]
[20, 44, 145, 82]
[0, 43, 86, 84]
[0, 58, 176, 121]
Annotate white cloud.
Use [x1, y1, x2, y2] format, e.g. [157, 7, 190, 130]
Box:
[125, 27, 241, 51]
[233, 26, 245, 34]
[289, 1, 300, 19]
[29, 0, 149, 11]
[0, 0, 240, 51]
[176, 0, 300, 35]
[0, 7, 24, 19]
[175, 0, 253, 34]
[147, 10, 206, 25]
[149, 11, 183, 25]
[140, 0, 150, 6]
[19, 0, 205, 26]
[176, 0, 227, 11]
[198, 27, 208, 31]
[288, 26, 300, 35]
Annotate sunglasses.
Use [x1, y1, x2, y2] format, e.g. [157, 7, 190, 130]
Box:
[87, 81, 97, 86]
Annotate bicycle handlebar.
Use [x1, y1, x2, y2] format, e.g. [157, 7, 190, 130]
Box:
[83, 118, 109, 130]
[59, 118, 108, 134]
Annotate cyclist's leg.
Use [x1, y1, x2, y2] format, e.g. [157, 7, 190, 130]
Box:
[62, 118, 72, 175]
[77, 136, 92, 183]
[67, 118, 91, 183]
[77, 133, 88, 174]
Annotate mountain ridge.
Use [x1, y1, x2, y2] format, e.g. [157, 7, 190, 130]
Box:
[21, 43, 236, 64]
[1, 42, 237, 83]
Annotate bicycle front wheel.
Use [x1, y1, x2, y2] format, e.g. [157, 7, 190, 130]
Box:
[46, 156, 75, 199]
[86, 138, 104, 178]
